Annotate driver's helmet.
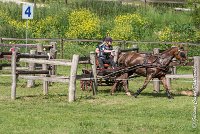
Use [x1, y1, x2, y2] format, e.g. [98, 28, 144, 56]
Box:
[103, 37, 113, 43]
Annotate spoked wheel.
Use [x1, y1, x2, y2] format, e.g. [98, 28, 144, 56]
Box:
[80, 69, 94, 91]
[80, 80, 94, 91]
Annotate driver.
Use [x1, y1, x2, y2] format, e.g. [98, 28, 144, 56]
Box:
[95, 36, 116, 69]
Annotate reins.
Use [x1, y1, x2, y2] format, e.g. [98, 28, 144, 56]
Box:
[103, 47, 186, 79]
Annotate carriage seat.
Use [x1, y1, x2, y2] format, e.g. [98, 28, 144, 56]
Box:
[95, 58, 110, 69]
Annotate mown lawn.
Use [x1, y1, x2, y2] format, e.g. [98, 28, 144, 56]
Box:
[0, 67, 199, 134]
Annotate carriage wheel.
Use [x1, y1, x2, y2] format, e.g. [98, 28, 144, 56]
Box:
[80, 80, 93, 91]
[80, 80, 86, 91]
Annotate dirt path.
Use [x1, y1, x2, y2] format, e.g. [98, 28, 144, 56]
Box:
[0, 0, 23, 4]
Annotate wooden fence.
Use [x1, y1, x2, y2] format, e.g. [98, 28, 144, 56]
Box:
[1, 38, 200, 96]
[10, 49, 79, 102]
[0, 42, 57, 70]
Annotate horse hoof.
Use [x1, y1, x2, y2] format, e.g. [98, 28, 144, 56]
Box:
[111, 93, 114, 96]
[126, 92, 132, 96]
[153, 90, 159, 93]
[168, 96, 174, 99]
[133, 93, 138, 98]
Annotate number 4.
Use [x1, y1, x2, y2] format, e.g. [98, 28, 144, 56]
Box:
[22, 4, 34, 19]
[25, 6, 31, 17]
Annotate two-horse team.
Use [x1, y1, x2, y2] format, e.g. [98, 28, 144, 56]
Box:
[98, 45, 187, 99]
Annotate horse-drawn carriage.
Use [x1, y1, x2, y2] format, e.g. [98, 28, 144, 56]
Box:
[80, 46, 187, 99]
[80, 56, 118, 91]
[80, 46, 139, 92]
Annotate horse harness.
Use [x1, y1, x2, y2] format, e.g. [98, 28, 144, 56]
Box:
[103, 49, 181, 79]
[142, 53, 172, 74]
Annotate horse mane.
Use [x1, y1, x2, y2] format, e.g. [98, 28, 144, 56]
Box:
[161, 46, 178, 54]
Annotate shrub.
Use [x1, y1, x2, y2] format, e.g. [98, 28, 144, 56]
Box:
[156, 23, 196, 42]
[28, 16, 60, 38]
[0, 11, 25, 38]
[194, 29, 200, 43]
[110, 13, 147, 41]
[65, 9, 100, 39]
[192, 6, 200, 29]
[70, 0, 136, 17]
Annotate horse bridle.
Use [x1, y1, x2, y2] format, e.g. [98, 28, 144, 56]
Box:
[175, 48, 187, 65]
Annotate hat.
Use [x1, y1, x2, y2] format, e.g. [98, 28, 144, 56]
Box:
[103, 37, 113, 42]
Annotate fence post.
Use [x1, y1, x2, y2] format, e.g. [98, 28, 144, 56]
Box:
[61, 39, 64, 59]
[11, 49, 18, 100]
[68, 54, 79, 102]
[42, 64, 48, 95]
[153, 48, 160, 92]
[122, 40, 126, 49]
[194, 56, 200, 95]
[42, 46, 48, 95]
[90, 52, 98, 95]
[171, 46, 177, 75]
[0, 38, 2, 44]
[27, 50, 36, 88]
[37, 44, 43, 54]
[50, 42, 57, 75]
[113, 46, 120, 63]
[132, 45, 139, 52]
[166, 77, 171, 90]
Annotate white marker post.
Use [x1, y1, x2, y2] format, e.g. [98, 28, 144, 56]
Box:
[22, 3, 34, 52]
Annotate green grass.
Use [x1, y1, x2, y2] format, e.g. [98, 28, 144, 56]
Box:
[0, 66, 199, 134]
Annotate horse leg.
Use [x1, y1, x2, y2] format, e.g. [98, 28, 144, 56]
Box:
[133, 74, 153, 98]
[121, 73, 131, 96]
[111, 81, 118, 95]
[160, 77, 174, 99]
[122, 80, 131, 96]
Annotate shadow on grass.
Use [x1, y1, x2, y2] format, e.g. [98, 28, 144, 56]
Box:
[97, 88, 111, 94]
[16, 89, 190, 100]
[77, 95, 96, 101]
[92, 88, 189, 98]
[138, 92, 188, 98]
[17, 93, 67, 100]
[0, 82, 11, 86]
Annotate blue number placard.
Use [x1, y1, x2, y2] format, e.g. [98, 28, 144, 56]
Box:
[22, 4, 34, 19]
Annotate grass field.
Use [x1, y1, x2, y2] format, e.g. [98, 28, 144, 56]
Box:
[0, 66, 199, 134]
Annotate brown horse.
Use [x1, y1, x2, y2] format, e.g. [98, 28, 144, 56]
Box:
[111, 46, 187, 99]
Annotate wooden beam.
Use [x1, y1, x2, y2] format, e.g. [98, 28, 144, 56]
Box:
[90, 52, 98, 95]
[18, 54, 49, 59]
[27, 50, 36, 88]
[16, 70, 49, 75]
[153, 48, 160, 92]
[166, 74, 193, 79]
[193, 57, 200, 95]
[0, 44, 36, 48]
[20, 58, 72, 66]
[68, 54, 79, 102]
[19, 75, 70, 83]
[11, 49, 17, 100]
